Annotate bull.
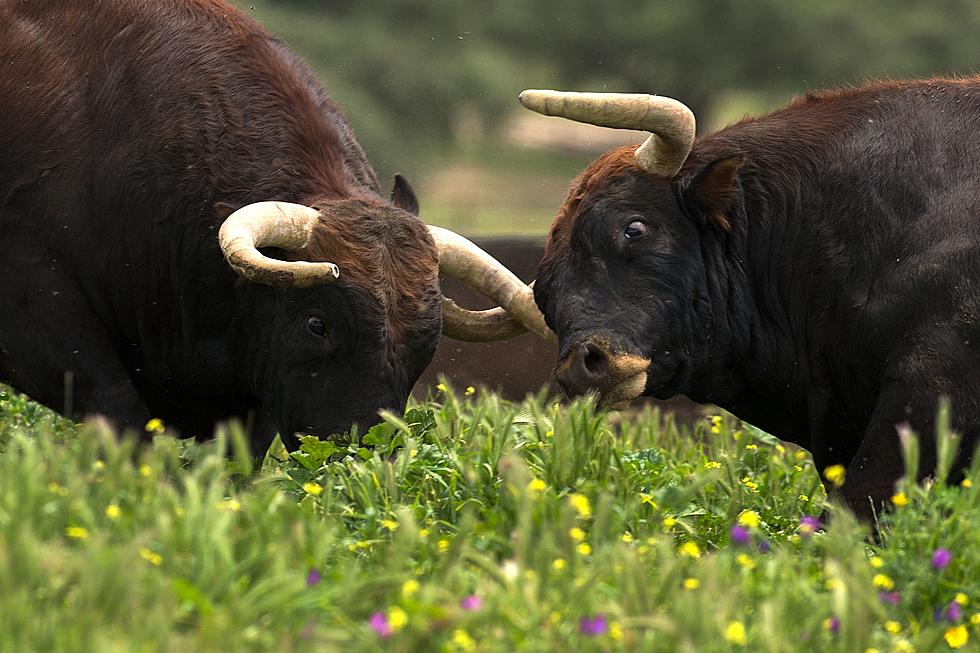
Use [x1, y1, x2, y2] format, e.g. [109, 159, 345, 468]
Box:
[0, 0, 549, 450]
[519, 83, 980, 518]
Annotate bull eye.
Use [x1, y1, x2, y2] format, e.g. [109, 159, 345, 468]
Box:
[306, 316, 326, 337]
[623, 219, 649, 240]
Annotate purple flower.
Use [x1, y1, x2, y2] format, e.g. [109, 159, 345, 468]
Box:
[936, 601, 963, 622]
[369, 612, 393, 638]
[799, 516, 821, 536]
[730, 524, 751, 545]
[825, 616, 841, 634]
[460, 595, 483, 611]
[306, 568, 322, 587]
[931, 548, 952, 570]
[757, 539, 771, 554]
[579, 614, 608, 636]
[879, 591, 901, 605]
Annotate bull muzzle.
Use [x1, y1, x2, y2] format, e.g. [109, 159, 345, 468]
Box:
[555, 340, 650, 410]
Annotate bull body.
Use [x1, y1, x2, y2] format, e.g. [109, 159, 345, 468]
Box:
[532, 81, 980, 517]
[0, 0, 443, 447]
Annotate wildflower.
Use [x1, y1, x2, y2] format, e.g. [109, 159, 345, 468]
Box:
[738, 510, 761, 528]
[302, 482, 323, 496]
[824, 616, 841, 634]
[893, 639, 913, 653]
[387, 606, 408, 632]
[552, 558, 567, 571]
[437, 538, 450, 552]
[891, 491, 909, 507]
[527, 478, 547, 493]
[730, 525, 751, 545]
[145, 418, 165, 434]
[873, 574, 895, 591]
[823, 465, 846, 488]
[662, 516, 677, 528]
[579, 615, 608, 636]
[955, 593, 969, 606]
[640, 493, 657, 508]
[799, 516, 821, 536]
[105, 504, 122, 520]
[139, 547, 163, 566]
[704, 460, 722, 469]
[683, 577, 700, 590]
[736, 553, 756, 570]
[971, 613, 980, 625]
[369, 612, 392, 638]
[436, 382, 448, 392]
[545, 430, 554, 438]
[879, 591, 901, 605]
[884, 620, 902, 634]
[381, 519, 399, 532]
[576, 543, 592, 556]
[931, 548, 952, 570]
[549, 611, 561, 625]
[418, 528, 430, 538]
[216, 498, 241, 511]
[799, 494, 810, 502]
[65, 526, 88, 540]
[825, 578, 840, 590]
[962, 478, 973, 488]
[710, 415, 723, 434]
[795, 449, 808, 460]
[776, 444, 786, 455]
[757, 540, 771, 554]
[621, 532, 634, 543]
[306, 569, 321, 587]
[460, 595, 482, 611]
[452, 629, 476, 652]
[464, 386, 476, 396]
[869, 555, 884, 568]
[944, 624, 969, 649]
[724, 620, 747, 645]
[745, 444, 758, 451]
[678, 541, 701, 559]
[401, 579, 419, 596]
[610, 622, 623, 640]
[93, 460, 106, 471]
[568, 493, 592, 518]
[740, 477, 759, 492]
[569, 527, 586, 542]
[48, 483, 68, 496]
[139, 464, 152, 478]
[795, 465, 805, 472]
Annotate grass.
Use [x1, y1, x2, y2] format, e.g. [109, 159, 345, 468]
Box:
[0, 383, 978, 652]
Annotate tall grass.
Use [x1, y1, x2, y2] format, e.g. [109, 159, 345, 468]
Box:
[0, 383, 977, 652]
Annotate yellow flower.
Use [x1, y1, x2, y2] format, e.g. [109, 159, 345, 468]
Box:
[794, 465, 804, 472]
[662, 516, 677, 528]
[610, 622, 623, 641]
[971, 613, 980, 625]
[527, 478, 547, 493]
[640, 493, 657, 508]
[775, 444, 786, 455]
[704, 460, 722, 469]
[402, 579, 419, 596]
[737, 553, 756, 570]
[144, 418, 165, 434]
[621, 532, 634, 543]
[710, 415, 723, 434]
[549, 611, 561, 625]
[464, 386, 476, 396]
[544, 430, 554, 438]
[884, 620, 902, 634]
[576, 542, 592, 556]
[799, 494, 809, 502]
[683, 577, 700, 590]
[302, 482, 323, 496]
[139, 547, 163, 566]
[944, 625, 968, 649]
[418, 528, 430, 538]
[740, 477, 759, 492]
[678, 541, 701, 559]
[891, 492, 909, 507]
[105, 504, 122, 520]
[872, 574, 894, 590]
[569, 527, 586, 542]
[865, 649, 881, 653]
[48, 483, 68, 496]
[216, 498, 241, 511]
[568, 493, 592, 518]
[824, 578, 840, 590]
[437, 538, 450, 552]
[737, 510, 761, 528]
[436, 382, 448, 392]
[724, 620, 747, 645]
[823, 465, 846, 488]
[795, 450, 807, 461]
[381, 519, 399, 532]
[869, 555, 884, 568]
[387, 606, 408, 632]
[65, 526, 88, 540]
[552, 558, 566, 571]
[955, 593, 969, 606]
[452, 629, 476, 652]
[745, 444, 758, 451]
[893, 639, 913, 653]
[962, 478, 973, 488]
[139, 464, 152, 478]
[93, 460, 106, 471]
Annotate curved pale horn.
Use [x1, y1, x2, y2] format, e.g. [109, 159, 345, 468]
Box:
[518, 89, 696, 178]
[428, 226, 556, 344]
[218, 201, 340, 287]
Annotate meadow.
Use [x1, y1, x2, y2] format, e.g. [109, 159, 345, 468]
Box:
[0, 383, 977, 652]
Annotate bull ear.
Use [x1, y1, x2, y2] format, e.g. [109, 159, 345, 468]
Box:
[215, 201, 245, 222]
[390, 173, 420, 215]
[684, 156, 742, 231]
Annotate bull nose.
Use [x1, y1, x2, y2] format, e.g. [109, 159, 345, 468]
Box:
[556, 342, 609, 398]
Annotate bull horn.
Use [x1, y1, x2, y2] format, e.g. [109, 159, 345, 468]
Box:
[518, 89, 696, 178]
[429, 226, 556, 344]
[218, 201, 340, 287]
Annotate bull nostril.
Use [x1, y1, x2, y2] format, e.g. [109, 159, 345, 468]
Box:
[583, 345, 608, 379]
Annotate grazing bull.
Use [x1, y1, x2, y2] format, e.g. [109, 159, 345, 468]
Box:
[519, 83, 980, 518]
[0, 0, 548, 449]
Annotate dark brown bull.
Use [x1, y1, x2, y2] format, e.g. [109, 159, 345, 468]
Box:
[0, 0, 548, 449]
[517, 84, 980, 519]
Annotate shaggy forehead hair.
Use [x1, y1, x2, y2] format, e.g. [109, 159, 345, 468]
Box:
[303, 197, 440, 347]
